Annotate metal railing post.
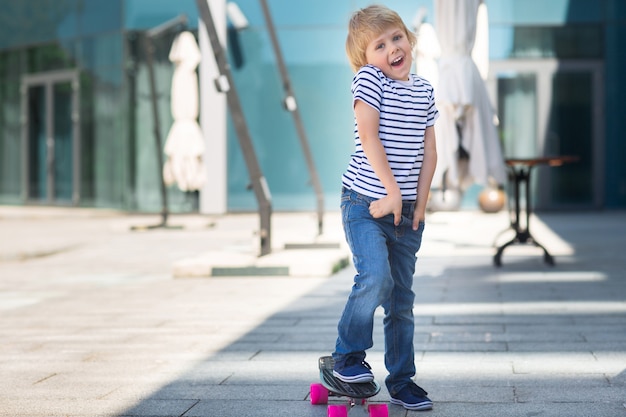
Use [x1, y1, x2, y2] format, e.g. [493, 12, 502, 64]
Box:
[259, 0, 325, 235]
[196, 0, 272, 255]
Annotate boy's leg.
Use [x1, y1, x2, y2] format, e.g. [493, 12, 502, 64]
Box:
[383, 212, 432, 410]
[333, 189, 394, 378]
[383, 208, 425, 395]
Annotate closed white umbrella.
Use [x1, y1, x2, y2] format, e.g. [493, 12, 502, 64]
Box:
[472, 2, 489, 81]
[163, 31, 206, 191]
[432, 0, 506, 190]
[415, 21, 441, 90]
[413, 13, 454, 191]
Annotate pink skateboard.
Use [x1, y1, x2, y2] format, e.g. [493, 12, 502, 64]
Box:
[310, 356, 388, 417]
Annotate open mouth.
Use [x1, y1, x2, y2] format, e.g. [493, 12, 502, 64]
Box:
[391, 56, 404, 67]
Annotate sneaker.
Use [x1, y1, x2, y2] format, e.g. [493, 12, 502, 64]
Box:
[333, 357, 374, 383]
[390, 383, 433, 411]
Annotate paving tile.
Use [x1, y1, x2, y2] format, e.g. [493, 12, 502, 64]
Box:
[1, 208, 625, 417]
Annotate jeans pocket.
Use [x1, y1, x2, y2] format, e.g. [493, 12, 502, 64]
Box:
[395, 218, 424, 251]
[340, 191, 354, 230]
[410, 221, 425, 253]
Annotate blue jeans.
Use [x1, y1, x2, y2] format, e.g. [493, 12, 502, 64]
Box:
[333, 187, 425, 396]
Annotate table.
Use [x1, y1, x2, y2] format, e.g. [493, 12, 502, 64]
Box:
[493, 156, 579, 267]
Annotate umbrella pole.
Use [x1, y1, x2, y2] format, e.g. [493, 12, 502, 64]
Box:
[259, 0, 325, 236]
[144, 35, 169, 228]
[196, 0, 272, 256]
[132, 15, 188, 231]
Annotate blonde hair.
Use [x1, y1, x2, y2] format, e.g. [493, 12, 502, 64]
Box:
[346, 5, 417, 73]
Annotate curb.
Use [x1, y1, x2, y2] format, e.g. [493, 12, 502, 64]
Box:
[172, 247, 351, 278]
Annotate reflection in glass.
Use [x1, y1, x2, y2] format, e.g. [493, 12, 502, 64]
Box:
[497, 73, 537, 158]
[490, 25, 603, 60]
[548, 72, 593, 205]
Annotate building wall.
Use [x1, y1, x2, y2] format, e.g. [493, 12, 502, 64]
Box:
[604, 0, 626, 207]
[0, 0, 624, 212]
[224, 0, 434, 212]
[486, 0, 626, 208]
[0, 0, 130, 208]
[0, 0, 200, 211]
[223, 0, 626, 211]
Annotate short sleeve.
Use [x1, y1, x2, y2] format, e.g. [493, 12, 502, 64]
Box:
[351, 65, 383, 112]
[424, 82, 439, 127]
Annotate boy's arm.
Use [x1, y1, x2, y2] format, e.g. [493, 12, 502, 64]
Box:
[413, 125, 437, 230]
[354, 100, 402, 225]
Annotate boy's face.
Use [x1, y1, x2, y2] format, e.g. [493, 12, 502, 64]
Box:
[365, 26, 412, 81]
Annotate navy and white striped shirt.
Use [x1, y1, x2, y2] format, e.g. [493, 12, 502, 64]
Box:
[342, 64, 438, 200]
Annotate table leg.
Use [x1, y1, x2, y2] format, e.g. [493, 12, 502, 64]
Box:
[494, 165, 555, 267]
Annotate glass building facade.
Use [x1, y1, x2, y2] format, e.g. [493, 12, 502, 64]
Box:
[0, 0, 625, 213]
[0, 0, 200, 212]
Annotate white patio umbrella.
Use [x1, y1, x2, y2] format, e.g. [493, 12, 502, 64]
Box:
[432, 0, 506, 190]
[414, 21, 441, 90]
[163, 31, 206, 191]
[413, 10, 454, 194]
[472, 2, 489, 81]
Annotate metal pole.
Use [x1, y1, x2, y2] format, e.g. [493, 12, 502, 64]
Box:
[258, 0, 325, 235]
[143, 35, 169, 227]
[524, 167, 531, 234]
[196, 0, 272, 256]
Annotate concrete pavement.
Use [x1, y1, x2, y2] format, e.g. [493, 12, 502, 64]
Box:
[0, 205, 625, 416]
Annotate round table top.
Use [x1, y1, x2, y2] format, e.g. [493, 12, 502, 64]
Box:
[505, 156, 579, 167]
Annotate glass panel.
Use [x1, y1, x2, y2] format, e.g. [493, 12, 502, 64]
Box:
[124, 0, 197, 30]
[490, 25, 603, 60]
[487, 0, 603, 25]
[547, 71, 593, 205]
[497, 72, 537, 158]
[0, 1, 77, 49]
[26, 43, 76, 73]
[80, 33, 124, 81]
[228, 27, 354, 211]
[78, 32, 126, 208]
[129, 31, 198, 212]
[0, 0, 123, 49]
[53, 81, 73, 202]
[0, 81, 22, 201]
[93, 81, 126, 208]
[71, 0, 122, 37]
[27, 85, 47, 201]
[79, 72, 96, 205]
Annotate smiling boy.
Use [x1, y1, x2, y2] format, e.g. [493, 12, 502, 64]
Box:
[331, 4, 438, 412]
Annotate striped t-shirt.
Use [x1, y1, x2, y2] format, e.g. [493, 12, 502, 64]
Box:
[342, 64, 438, 200]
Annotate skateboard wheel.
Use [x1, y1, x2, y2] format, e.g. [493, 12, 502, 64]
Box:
[368, 403, 388, 417]
[310, 383, 328, 404]
[328, 404, 348, 417]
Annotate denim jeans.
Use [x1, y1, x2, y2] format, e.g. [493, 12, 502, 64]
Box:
[333, 187, 425, 396]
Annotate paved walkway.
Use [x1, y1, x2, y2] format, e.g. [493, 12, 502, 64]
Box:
[0, 206, 625, 416]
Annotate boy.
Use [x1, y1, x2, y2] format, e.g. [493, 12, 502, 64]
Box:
[332, 4, 438, 411]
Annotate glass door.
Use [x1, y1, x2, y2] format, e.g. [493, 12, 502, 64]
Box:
[26, 84, 47, 202]
[488, 59, 604, 209]
[21, 70, 80, 205]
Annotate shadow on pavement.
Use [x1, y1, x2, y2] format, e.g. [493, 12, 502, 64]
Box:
[114, 212, 626, 417]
